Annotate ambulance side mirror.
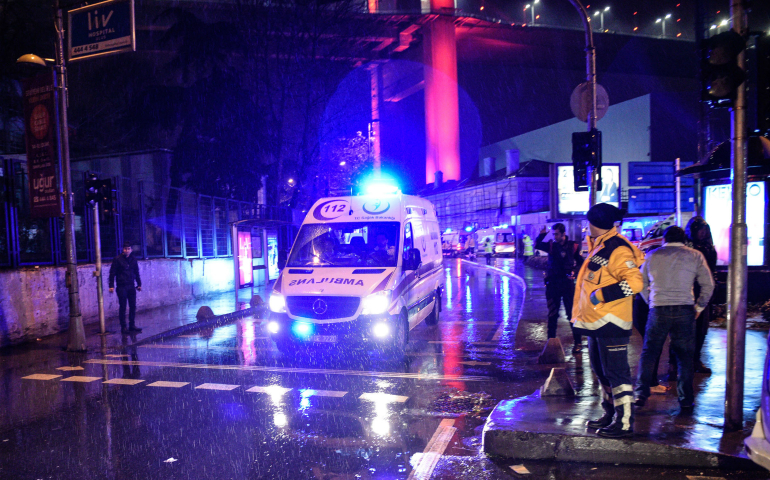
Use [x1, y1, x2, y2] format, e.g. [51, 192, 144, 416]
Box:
[404, 248, 421, 271]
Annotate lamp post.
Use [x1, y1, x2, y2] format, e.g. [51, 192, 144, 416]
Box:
[656, 14, 671, 37]
[593, 6, 609, 31]
[524, 0, 539, 24]
[18, 0, 85, 351]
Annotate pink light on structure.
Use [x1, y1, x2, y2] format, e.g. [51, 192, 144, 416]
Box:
[423, 14, 461, 184]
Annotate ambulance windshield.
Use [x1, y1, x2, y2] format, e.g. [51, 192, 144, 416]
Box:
[287, 222, 401, 268]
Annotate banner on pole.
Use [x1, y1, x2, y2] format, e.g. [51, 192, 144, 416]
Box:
[22, 71, 63, 218]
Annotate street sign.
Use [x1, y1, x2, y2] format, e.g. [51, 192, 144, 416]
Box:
[22, 72, 63, 218]
[570, 82, 610, 123]
[68, 0, 135, 62]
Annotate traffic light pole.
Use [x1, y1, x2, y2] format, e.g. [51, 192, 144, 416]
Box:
[54, 0, 85, 351]
[93, 202, 106, 335]
[568, 0, 599, 206]
[725, 0, 747, 432]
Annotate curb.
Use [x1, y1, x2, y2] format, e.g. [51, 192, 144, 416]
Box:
[459, 258, 528, 293]
[125, 306, 266, 349]
[482, 394, 759, 469]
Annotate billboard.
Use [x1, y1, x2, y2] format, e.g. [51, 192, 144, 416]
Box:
[237, 231, 253, 286]
[22, 72, 62, 218]
[68, 0, 135, 61]
[557, 164, 620, 215]
[704, 181, 766, 266]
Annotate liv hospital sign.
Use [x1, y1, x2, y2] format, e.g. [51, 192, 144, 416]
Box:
[68, 0, 135, 61]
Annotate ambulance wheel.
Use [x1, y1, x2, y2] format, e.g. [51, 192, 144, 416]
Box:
[393, 312, 408, 356]
[425, 291, 440, 326]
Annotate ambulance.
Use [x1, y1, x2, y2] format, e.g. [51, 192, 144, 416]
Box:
[266, 187, 445, 355]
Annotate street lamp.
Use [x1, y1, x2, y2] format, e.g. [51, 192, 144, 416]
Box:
[593, 6, 609, 31]
[656, 14, 672, 37]
[17, 0, 85, 352]
[524, 0, 539, 25]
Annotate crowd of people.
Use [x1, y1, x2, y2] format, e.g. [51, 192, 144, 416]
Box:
[534, 204, 717, 438]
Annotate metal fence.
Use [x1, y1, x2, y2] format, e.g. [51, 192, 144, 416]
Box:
[0, 157, 293, 267]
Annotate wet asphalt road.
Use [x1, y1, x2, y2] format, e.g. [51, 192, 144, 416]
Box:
[1, 259, 768, 480]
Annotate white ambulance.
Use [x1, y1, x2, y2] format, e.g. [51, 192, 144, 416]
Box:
[266, 189, 445, 355]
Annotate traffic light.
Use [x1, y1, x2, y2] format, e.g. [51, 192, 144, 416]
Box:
[98, 178, 116, 218]
[572, 129, 602, 192]
[701, 30, 747, 106]
[85, 172, 100, 205]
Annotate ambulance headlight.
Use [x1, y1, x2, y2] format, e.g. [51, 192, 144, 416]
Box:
[269, 293, 286, 313]
[362, 290, 391, 315]
[372, 322, 390, 338]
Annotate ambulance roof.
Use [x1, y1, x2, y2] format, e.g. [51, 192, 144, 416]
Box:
[304, 194, 437, 225]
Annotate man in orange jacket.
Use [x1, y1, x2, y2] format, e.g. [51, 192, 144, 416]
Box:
[572, 203, 644, 438]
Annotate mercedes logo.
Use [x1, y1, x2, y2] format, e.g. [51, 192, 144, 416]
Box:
[312, 298, 328, 315]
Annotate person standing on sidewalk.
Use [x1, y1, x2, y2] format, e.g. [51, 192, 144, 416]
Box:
[572, 203, 644, 438]
[109, 242, 143, 334]
[684, 216, 717, 374]
[634, 226, 714, 412]
[535, 223, 584, 353]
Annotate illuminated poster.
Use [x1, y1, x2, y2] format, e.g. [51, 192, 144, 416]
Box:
[704, 181, 766, 266]
[557, 165, 620, 215]
[238, 231, 253, 286]
[267, 232, 279, 281]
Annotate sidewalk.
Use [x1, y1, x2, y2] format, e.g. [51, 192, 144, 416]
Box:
[0, 284, 271, 370]
[479, 257, 766, 469]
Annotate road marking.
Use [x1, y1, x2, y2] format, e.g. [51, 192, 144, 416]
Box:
[85, 359, 491, 382]
[195, 383, 240, 391]
[492, 322, 504, 342]
[359, 392, 409, 403]
[56, 366, 84, 371]
[300, 389, 347, 398]
[60, 376, 102, 383]
[246, 385, 292, 395]
[103, 378, 145, 385]
[147, 381, 189, 388]
[105, 354, 129, 358]
[22, 374, 62, 381]
[459, 361, 492, 366]
[408, 418, 456, 480]
[440, 322, 499, 326]
[138, 344, 272, 352]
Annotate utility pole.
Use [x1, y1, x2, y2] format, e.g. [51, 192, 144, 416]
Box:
[52, 0, 85, 351]
[725, 0, 747, 432]
[568, 0, 599, 206]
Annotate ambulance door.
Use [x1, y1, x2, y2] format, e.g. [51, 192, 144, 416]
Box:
[402, 222, 421, 326]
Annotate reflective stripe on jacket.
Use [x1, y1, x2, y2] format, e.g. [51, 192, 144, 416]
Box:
[571, 228, 644, 337]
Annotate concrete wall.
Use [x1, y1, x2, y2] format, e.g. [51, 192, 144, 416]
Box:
[0, 257, 234, 346]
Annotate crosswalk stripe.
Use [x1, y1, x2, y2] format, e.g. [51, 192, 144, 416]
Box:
[103, 378, 145, 385]
[195, 383, 240, 391]
[22, 374, 62, 381]
[359, 392, 409, 403]
[246, 385, 292, 395]
[300, 389, 347, 398]
[56, 366, 84, 371]
[60, 376, 102, 383]
[147, 381, 189, 388]
[85, 359, 491, 382]
[408, 418, 457, 480]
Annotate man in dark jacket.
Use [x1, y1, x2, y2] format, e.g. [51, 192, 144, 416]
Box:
[109, 242, 142, 334]
[536, 223, 584, 353]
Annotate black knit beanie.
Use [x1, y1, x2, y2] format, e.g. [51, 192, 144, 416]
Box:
[587, 203, 621, 230]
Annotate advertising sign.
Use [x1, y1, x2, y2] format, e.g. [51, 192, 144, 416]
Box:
[267, 233, 279, 281]
[22, 72, 62, 218]
[237, 231, 253, 286]
[704, 181, 766, 266]
[68, 0, 135, 61]
[557, 164, 620, 215]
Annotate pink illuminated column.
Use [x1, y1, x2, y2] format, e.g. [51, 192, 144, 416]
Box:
[423, 10, 460, 184]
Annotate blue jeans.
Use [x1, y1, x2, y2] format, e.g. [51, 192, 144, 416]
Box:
[635, 305, 696, 406]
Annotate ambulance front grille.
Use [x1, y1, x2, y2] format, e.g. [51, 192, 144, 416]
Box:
[285, 296, 361, 319]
